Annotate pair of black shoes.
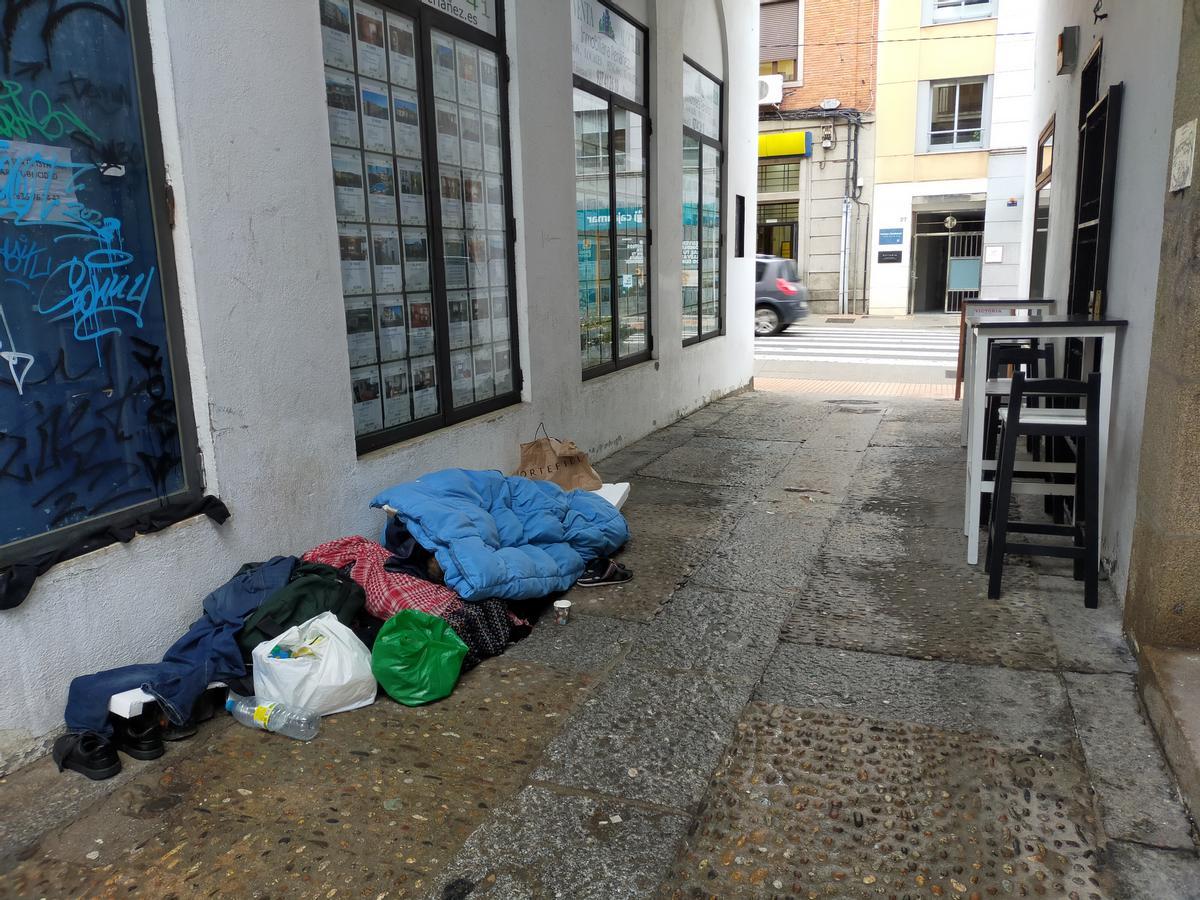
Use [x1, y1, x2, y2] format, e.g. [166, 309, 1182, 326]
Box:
[52, 716, 164, 781]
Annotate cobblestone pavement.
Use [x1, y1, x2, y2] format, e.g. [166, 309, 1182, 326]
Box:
[2, 390, 1198, 899]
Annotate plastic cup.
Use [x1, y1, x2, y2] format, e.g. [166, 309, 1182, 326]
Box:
[553, 599, 571, 625]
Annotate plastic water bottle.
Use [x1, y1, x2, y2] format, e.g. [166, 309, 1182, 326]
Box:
[225, 696, 319, 741]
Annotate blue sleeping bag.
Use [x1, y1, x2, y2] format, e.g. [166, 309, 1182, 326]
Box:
[370, 469, 629, 602]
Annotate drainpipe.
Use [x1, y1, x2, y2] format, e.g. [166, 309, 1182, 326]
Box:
[838, 197, 851, 315]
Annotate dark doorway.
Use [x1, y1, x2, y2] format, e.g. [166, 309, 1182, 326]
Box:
[757, 201, 798, 259]
[911, 209, 984, 313]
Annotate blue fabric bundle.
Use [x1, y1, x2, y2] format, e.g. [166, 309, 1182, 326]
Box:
[370, 469, 629, 602]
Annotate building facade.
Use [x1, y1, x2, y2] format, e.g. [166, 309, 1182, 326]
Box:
[0, 0, 758, 772]
[870, 0, 1034, 316]
[757, 0, 878, 315]
[1022, 0, 1182, 604]
[1023, 0, 1200, 815]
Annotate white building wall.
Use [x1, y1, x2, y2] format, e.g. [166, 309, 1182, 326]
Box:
[979, 0, 1034, 297]
[870, 178, 988, 314]
[990, 0, 1035, 152]
[1023, 0, 1183, 598]
[981, 151, 1026, 295]
[868, 0, 1033, 314]
[0, 0, 758, 773]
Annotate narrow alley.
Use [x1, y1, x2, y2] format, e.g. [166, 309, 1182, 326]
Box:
[2, 389, 1196, 899]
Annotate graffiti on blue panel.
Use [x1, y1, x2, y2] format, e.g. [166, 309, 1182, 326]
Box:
[0, 0, 186, 550]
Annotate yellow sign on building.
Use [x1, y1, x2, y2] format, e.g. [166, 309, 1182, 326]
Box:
[758, 130, 812, 158]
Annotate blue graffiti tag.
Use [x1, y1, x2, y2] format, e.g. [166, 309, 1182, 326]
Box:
[0, 232, 51, 280]
[0, 137, 150, 358]
[37, 248, 153, 345]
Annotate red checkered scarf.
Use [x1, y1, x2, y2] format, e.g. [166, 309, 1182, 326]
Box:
[302, 535, 461, 620]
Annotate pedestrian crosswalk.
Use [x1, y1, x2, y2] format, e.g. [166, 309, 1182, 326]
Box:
[755, 325, 960, 368]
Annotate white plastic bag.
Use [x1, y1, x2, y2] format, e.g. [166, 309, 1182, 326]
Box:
[252, 611, 376, 716]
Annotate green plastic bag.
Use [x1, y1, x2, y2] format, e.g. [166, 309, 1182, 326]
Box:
[371, 610, 468, 706]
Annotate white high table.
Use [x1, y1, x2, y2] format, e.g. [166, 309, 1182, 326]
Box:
[957, 299, 1056, 446]
[963, 315, 1127, 565]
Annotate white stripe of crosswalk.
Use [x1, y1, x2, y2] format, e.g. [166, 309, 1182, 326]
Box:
[756, 326, 960, 367]
[757, 339, 957, 350]
[785, 328, 958, 338]
[755, 355, 955, 367]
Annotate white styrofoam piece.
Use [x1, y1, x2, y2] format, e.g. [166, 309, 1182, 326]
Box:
[592, 482, 631, 510]
[108, 683, 226, 719]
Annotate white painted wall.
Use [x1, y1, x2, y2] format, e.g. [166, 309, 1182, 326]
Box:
[978, 0, 1034, 298]
[869, 177, 988, 314]
[0, 0, 758, 773]
[980, 150, 1026, 294]
[1022, 0, 1183, 598]
[990, 0, 1035, 152]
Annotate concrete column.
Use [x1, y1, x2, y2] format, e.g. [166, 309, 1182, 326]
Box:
[1126, 0, 1200, 649]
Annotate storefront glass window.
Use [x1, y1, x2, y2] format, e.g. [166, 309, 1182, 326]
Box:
[572, 0, 651, 376]
[682, 60, 723, 345]
[319, 0, 519, 452]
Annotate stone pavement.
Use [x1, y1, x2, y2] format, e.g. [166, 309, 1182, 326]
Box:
[2, 390, 1198, 899]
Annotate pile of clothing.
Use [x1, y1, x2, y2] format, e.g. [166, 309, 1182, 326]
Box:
[53, 469, 629, 781]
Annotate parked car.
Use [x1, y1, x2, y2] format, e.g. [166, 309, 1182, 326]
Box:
[755, 254, 809, 335]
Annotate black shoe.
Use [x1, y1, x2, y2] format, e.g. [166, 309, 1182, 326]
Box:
[113, 716, 164, 761]
[576, 557, 633, 588]
[159, 717, 198, 742]
[52, 732, 122, 781]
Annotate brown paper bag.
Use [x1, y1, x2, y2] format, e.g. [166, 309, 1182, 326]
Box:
[516, 424, 602, 491]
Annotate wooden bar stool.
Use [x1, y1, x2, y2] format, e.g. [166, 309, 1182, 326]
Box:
[986, 372, 1101, 608]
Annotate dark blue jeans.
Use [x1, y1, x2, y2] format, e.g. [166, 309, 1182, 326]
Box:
[65, 556, 295, 736]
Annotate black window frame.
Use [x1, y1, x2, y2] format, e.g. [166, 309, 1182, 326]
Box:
[0, 0, 203, 569]
[328, 0, 524, 456]
[682, 55, 725, 347]
[572, 0, 653, 379]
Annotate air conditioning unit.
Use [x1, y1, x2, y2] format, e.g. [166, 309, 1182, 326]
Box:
[758, 74, 784, 105]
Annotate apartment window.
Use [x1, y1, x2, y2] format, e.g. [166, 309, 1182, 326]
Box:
[0, 2, 203, 568]
[319, 0, 520, 453]
[922, 77, 989, 151]
[923, 0, 995, 25]
[760, 1, 800, 83]
[758, 160, 802, 193]
[572, 0, 651, 375]
[759, 59, 796, 81]
[682, 60, 724, 344]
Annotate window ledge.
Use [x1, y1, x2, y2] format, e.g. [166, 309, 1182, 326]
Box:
[355, 400, 526, 462]
[918, 145, 988, 156]
[581, 355, 656, 384]
[919, 16, 996, 28]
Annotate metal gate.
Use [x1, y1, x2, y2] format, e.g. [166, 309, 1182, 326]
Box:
[945, 231, 983, 313]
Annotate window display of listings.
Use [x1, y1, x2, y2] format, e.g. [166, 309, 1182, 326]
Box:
[320, 0, 518, 451]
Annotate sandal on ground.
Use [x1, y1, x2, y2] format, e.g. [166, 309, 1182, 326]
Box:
[52, 731, 122, 781]
[576, 558, 633, 588]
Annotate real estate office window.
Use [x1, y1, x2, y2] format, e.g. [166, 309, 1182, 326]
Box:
[682, 59, 724, 345]
[572, 0, 651, 376]
[920, 77, 990, 152]
[318, 0, 521, 453]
